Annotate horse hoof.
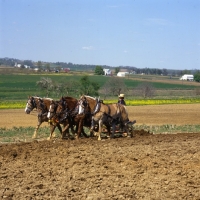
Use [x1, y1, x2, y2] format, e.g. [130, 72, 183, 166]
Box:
[32, 134, 37, 139]
[123, 132, 128, 137]
[52, 133, 56, 138]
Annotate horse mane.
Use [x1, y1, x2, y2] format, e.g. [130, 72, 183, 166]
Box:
[61, 96, 77, 102]
[42, 97, 53, 101]
[84, 95, 96, 100]
[32, 96, 42, 99]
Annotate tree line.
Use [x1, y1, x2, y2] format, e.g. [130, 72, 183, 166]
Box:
[1, 57, 199, 78]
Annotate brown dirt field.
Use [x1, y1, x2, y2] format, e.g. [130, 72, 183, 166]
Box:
[0, 105, 200, 199]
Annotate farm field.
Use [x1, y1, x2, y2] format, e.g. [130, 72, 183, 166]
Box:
[1, 73, 200, 100]
[0, 104, 200, 199]
[0, 104, 200, 129]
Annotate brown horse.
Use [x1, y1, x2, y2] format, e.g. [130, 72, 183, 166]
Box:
[25, 96, 62, 139]
[53, 96, 92, 139]
[78, 95, 132, 140]
[47, 99, 77, 139]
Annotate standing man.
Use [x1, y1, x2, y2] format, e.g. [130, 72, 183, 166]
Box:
[118, 94, 126, 105]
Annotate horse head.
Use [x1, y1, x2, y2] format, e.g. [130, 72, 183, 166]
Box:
[25, 96, 38, 114]
[78, 95, 89, 114]
[47, 100, 58, 119]
[52, 97, 68, 123]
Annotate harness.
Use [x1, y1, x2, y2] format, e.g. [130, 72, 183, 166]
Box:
[37, 99, 48, 117]
[28, 97, 37, 110]
[56, 99, 79, 123]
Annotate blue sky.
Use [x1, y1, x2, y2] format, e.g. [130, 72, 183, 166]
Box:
[0, 0, 200, 70]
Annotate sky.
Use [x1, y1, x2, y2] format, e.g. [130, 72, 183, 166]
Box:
[0, 0, 200, 70]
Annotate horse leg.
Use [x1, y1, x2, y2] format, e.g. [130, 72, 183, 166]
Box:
[98, 119, 103, 141]
[32, 120, 42, 139]
[57, 123, 62, 136]
[76, 118, 85, 139]
[105, 125, 111, 138]
[111, 121, 116, 139]
[62, 124, 70, 139]
[48, 123, 56, 140]
[90, 117, 95, 131]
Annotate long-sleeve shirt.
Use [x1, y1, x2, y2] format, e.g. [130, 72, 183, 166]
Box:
[118, 99, 126, 106]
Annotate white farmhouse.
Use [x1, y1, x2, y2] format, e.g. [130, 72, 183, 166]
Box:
[103, 69, 112, 76]
[180, 74, 194, 81]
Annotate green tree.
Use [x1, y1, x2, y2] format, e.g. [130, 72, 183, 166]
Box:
[181, 70, 191, 75]
[94, 66, 104, 75]
[136, 82, 155, 99]
[45, 63, 51, 71]
[79, 75, 100, 96]
[37, 61, 42, 71]
[101, 77, 128, 99]
[194, 72, 200, 82]
[36, 77, 54, 97]
[115, 67, 120, 74]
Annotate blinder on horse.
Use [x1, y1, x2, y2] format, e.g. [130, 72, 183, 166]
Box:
[78, 96, 101, 115]
[25, 96, 37, 114]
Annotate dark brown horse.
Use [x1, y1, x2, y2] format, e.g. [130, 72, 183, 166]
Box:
[53, 96, 92, 139]
[78, 95, 133, 140]
[25, 96, 62, 139]
[47, 99, 76, 139]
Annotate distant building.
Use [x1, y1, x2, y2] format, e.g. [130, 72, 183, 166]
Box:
[103, 69, 112, 76]
[14, 63, 30, 69]
[117, 72, 129, 77]
[180, 74, 194, 81]
[64, 68, 70, 73]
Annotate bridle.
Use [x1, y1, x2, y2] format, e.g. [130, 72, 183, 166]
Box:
[79, 96, 100, 115]
[25, 97, 37, 113]
[78, 97, 89, 114]
[47, 101, 58, 119]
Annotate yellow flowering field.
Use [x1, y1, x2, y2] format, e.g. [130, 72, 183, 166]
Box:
[0, 101, 26, 109]
[104, 98, 200, 106]
[1, 98, 200, 109]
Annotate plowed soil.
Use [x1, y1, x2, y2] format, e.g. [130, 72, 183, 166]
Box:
[0, 105, 200, 199]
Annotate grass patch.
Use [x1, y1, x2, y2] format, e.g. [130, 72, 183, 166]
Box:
[135, 124, 200, 134]
[0, 126, 61, 143]
[1, 125, 200, 143]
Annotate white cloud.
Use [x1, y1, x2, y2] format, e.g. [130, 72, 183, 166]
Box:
[82, 46, 94, 50]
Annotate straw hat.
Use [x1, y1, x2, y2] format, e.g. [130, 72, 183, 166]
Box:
[118, 94, 124, 98]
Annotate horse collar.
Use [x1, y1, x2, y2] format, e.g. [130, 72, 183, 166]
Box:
[92, 99, 101, 115]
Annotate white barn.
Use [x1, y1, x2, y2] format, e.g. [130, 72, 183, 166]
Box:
[103, 69, 112, 76]
[117, 72, 129, 77]
[180, 74, 194, 81]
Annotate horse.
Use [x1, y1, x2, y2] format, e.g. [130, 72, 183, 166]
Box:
[53, 96, 92, 139]
[47, 99, 76, 139]
[78, 95, 133, 140]
[25, 96, 62, 139]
